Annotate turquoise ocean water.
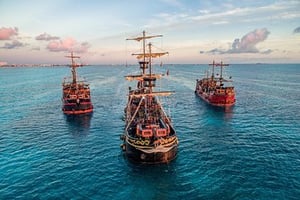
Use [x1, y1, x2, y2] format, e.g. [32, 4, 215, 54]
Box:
[0, 64, 299, 199]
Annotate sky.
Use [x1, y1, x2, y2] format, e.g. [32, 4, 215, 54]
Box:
[0, 0, 300, 64]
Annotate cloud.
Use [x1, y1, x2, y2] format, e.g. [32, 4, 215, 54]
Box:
[46, 37, 90, 53]
[1, 40, 26, 49]
[0, 27, 27, 49]
[293, 27, 300, 34]
[212, 21, 228, 25]
[35, 32, 60, 41]
[207, 48, 224, 54]
[205, 28, 271, 54]
[234, 28, 270, 53]
[0, 27, 18, 40]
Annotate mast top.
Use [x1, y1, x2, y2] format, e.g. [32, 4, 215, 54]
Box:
[65, 52, 80, 59]
[216, 61, 229, 67]
[65, 52, 81, 84]
[127, 31, 168, 75]
[125, 73, 163, 81]
[209, 60, 229, 67]
[65, 52, 80, 66]
[132, 52, 169, 59]
[126, 30, 162, 42]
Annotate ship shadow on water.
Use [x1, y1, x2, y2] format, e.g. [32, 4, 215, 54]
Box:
[211, 105, 234, 121]
[121, 157, 180, 198]
[121, 150, 179, 166]
[65, 113, 92, 137]
[194, 95, 234, 121]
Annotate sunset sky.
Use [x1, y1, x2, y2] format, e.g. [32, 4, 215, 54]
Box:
[1, 0, 299, 64]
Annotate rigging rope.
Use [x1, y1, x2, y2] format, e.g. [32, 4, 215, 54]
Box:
[125, 96, 144, 131]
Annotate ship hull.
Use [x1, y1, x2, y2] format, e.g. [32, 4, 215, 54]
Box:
[195, 90, 235, 107]
[62, 108, 93, 115]
[124, 141, 178, 164]
[62, 102, 93, 115]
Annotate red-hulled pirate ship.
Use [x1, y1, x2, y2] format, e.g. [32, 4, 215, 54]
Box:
[62, 52, 93, 115]
[120, 31, 178, 164]
[195, 61, 236, 107]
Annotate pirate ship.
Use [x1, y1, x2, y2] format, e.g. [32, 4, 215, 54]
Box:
[195, 61, 235, 107]
[120, 31, 178, 164]
[62, 52, 93, 115]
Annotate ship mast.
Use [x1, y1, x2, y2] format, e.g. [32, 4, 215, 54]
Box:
[126, 30, 164, 75]
[126, 31, 172, 96]
[218, 61, 229, 79]
[209, 60, 216, 80]
[65, 52, 80, 84]
[149, 43, 153, 77]
[142, 31, 146, 74]
[216, 61, 229, 86]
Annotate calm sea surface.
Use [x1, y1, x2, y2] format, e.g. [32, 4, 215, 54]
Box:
[0, 64, 299, 199]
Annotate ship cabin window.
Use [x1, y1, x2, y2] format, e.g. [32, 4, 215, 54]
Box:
[143, 77, 156, 87]
[70, 95, 77, 99]
[139, 61, 149, 69]
[142, 130, 153, 138]
[156, 129, 167, 137]
[144, 80, 156, 87]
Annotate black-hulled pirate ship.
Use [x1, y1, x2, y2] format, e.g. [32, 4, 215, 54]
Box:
[62, 52, 93, 115]
[120, 31, 178, 164]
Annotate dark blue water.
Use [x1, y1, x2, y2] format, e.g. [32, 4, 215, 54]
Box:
[1, 64, 299, 199]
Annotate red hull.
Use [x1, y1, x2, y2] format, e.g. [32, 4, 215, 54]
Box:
[62, 108, 93, 115]
[196, 91, 235, 107]
[62, 102, 93, 115]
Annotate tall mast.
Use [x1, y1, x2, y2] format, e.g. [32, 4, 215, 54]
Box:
[220, 61, 223, 79]
[126, 31, 169, 95]
[126, 30, 163, 42]
[216, 61, 229, 86]
[148, 42, 153, 93]
[212, 60, 215, 79]
[149, 43, 152, 76]
[209, 60, 216, 80]
[126, 30, 163, 74]
[66, 52, 80, 84]
[142, 30, 146, 74]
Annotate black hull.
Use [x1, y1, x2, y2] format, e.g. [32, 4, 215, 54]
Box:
[124, 142, 178, 164]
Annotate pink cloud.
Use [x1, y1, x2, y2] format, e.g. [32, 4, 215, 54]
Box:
[47, 37, 90, 53]
[0, 27, 18, 40]
[238, 28, 270, 51]
[47, 37, 76, 52]
[205, 28, 271, 54]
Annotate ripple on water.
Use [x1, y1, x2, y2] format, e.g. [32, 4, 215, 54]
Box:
[0, 64, 299, 199]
